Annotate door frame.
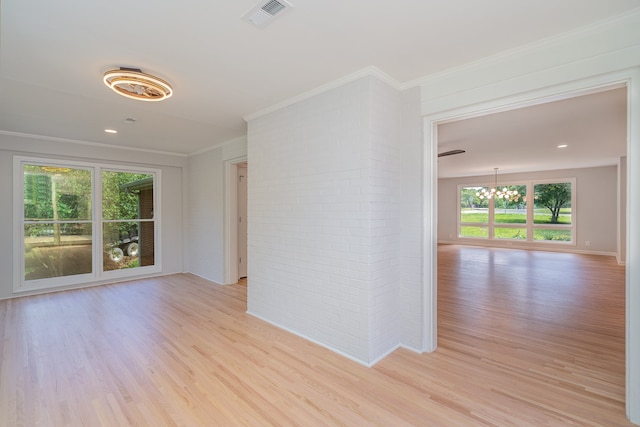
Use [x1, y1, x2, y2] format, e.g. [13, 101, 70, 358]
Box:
[423, 68, 640, 421]
[237, 163, 248, 279]
[223, 155, 248, 285]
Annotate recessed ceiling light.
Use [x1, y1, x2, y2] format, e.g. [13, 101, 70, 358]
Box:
[103, 67, 173, 102]
[104, 129, 118, 134]
[557, 144, 568, 148]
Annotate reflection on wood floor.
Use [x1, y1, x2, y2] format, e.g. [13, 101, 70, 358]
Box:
[435, 244, 628, 426]
[0, 245, 631, 426]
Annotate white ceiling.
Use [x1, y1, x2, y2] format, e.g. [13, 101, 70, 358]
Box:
[1, 0, 638, 165]
[437, 87, 628, 178]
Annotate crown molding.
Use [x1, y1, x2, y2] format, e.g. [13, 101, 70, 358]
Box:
[188, 135, 247, 157]
[405, 6, 640, 89]
[243, 66, 402, 122]
[244, 7, 640, 123]
[0, 130, 188, 158]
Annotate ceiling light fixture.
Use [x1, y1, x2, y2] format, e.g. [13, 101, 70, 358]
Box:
[476, 168, 519, 201]
[557, 144, 568, 148]
[103, 67, 173, 102]
[104, 129, 118, 134]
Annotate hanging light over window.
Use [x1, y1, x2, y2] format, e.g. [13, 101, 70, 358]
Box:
[476, 168, 519, 201]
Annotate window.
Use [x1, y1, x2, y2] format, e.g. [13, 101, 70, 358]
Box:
[532, 182, 573, 242]
[459, 186, 489, 238]
[493, 184, 527, 240]
[22, 164, 93, 281]
[102, 170, 155, 271]
[458, 179, 574, 245]
[14, 157, 160, 292]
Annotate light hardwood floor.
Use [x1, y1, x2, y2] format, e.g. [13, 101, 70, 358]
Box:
[0, 246, 632, 426]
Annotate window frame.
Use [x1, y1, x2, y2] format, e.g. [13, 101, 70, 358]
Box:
[457, 177, 576, 246]
[13, 156, 162, 293]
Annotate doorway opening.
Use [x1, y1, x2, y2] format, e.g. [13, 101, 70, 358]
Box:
[224, 156, 248, 285]
[425, 76, 638, 419]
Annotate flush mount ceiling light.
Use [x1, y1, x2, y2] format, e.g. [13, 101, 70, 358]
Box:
[103, 67, 173, 101]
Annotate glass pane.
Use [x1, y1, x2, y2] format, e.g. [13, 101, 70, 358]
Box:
[534, 182, 572, 225]
[24, 223, 92, 280]
[460, 187, 489, 224]
[494, 185, 526, 224]
[24, 165, 92, 221]
[103, 221, 155, 270]
[494, 227, 527, 240]
[533, 229, 572, 242]
[460, 226, 488, 238]
[102, 171, 154, 220]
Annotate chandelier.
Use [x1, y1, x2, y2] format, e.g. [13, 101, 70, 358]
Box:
[476, 168, 518, 201]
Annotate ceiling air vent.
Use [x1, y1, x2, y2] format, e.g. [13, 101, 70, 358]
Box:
[242, 0, 293, 27]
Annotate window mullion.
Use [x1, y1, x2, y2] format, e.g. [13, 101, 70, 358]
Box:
[94, 167, 102, 277]
[488, 197, 496, 240]
[526, 182, 534, 242]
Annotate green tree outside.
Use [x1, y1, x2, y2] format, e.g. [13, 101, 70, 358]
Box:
[534, 183, 571, 224]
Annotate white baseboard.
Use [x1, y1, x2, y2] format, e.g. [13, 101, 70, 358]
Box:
[246, 310, 404, 368]
[437, 239, 616, 257]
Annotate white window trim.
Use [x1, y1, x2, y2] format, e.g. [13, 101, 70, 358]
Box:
[13, 156, 162, 293]
[457, 178, 576, 245]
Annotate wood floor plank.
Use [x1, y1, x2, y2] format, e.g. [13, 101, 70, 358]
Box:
[0, 246, 633, 426]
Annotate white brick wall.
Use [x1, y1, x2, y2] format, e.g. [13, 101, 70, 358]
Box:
[248, 78, 372, 361]
[247, 76, 423, 364]
[399, 87, 425, 351]
[366, 78, 402, 360]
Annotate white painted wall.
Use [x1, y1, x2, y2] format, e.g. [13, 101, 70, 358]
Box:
[619, 156, 627, 264]
[418, 11, 640, 118]
[246, 76, 421, 365]
[419, 9, 640, 423]
[186, 137, 247, 284]
[438, 166, 618, 254]
[0, 132, 187, 300]
[398, 87, 425, 351]
[367, 78, 403, 361]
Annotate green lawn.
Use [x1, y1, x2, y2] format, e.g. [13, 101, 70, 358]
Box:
[459, 208, 572, 241]
[460, 226, 571, 241]
[461, 210, 571, 225]
[533, 229, 572, 241]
